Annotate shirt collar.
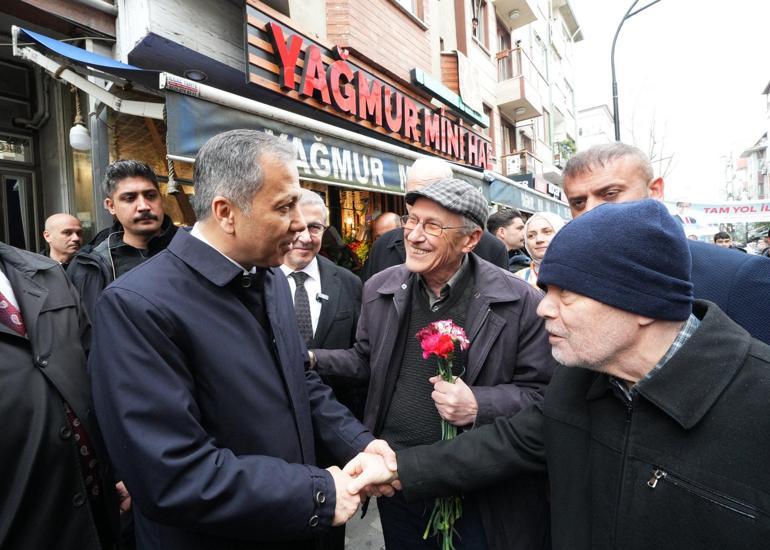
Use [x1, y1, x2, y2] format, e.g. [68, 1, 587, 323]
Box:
[280, 256, 320, 281]
[610, 313, 701, 401]
[190, 222, 255, 275]
[418, 254, 470, 306]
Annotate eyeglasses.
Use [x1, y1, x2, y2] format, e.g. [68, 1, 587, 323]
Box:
[400, 215, 467, 237]
[306, 222, 327, 236]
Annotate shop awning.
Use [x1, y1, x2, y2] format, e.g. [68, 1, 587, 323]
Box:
[12, 26, 164, 120]
[162, 74, 493, 198]
[16, 27, 161, 88]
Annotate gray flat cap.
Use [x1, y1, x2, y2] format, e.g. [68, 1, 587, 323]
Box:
[405, 177, 489, 229]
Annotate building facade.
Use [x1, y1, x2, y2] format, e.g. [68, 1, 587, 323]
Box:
[3, 0, 576, 259]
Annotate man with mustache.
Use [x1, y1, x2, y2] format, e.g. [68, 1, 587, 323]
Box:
[68, 159, 177, 320]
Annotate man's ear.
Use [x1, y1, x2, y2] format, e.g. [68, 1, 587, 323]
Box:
[495, 226, 506, 240]
[43, 230, 52, 243]
[462, 228, 483, 253]
[211, 196, 237, 235]
[648, 177, 664, 200]
[104, 197, 115, 216]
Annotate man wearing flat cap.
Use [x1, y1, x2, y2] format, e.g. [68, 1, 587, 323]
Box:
[313, 178, 556, 550]
[347, 199, 770, 550]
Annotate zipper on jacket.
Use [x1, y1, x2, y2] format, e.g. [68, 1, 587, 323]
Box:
[611, 397, 634, 547]
[646, 467, 758, 519]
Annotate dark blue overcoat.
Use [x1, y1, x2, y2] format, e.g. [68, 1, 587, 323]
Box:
[89, 229, 373, 550]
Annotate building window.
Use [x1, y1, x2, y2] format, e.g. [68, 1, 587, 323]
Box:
[501, 118, 516, 155]
[482, 103, 495, 157]
[392, 0, 424, 19]
[543, 109, 552, 146]
[473, 0, 489, 49]
[496, 18, 512, 82]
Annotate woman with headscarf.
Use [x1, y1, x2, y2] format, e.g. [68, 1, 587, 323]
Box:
[515, 211, 566, 288]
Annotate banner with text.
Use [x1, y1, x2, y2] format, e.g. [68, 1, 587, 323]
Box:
[665, 200, 770, 224]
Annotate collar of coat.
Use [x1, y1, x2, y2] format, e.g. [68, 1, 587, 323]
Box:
[585, 300, 752, 430]
[373, 252, 527, 304]
[0, 242, 58, 276]
[167, 228, 268, 287]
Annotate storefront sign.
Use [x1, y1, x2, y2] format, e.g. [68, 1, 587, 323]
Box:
[164, 91, 491, 200]
[246, 3, 492, 170]
[490, 178, 571, 219]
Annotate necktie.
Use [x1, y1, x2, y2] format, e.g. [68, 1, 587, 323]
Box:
[0, 290, 26, 336]
[290, 271, 313, 347]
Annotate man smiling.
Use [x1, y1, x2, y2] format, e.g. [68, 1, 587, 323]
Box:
[313, 177, 555, 550]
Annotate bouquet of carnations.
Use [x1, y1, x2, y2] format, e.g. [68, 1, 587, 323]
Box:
[415, 319, 470, 550]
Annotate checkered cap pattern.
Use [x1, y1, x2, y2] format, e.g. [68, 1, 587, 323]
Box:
[405, 178, 489, 229]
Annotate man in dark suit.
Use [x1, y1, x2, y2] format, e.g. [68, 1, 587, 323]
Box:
[0, 241, 118, 549]
[560, 142, 770, 344]
[282, 189, 364, 417]
[89, 130, 395, 550]
[282, 188, 364, 550]
[361, 157, 507, 281]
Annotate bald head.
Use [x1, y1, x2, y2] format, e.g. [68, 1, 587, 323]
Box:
[372, 212, 402, 242]
[406, 157, 453, 192]
[44, 213, 83, 264]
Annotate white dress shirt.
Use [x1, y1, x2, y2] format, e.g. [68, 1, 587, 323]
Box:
[0, 266, 20, 310]
[280, 257, 322, 336]
[190, 223, 255, 275]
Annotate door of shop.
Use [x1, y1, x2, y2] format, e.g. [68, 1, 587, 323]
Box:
[0, 167, 38, 251]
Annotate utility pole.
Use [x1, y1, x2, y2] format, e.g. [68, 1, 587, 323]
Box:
[611, 0, 662, 141]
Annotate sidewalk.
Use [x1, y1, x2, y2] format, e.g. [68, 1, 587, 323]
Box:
[344, 500, 385, 549]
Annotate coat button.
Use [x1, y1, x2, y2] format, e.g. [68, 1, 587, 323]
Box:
[401, 284, 407, 289]
[308, 515, 319, 527]
[36, 356, 48, 367]
[59, 426, 73, 440]
[72, 492, 86, 507]
[314, 491, 326, 504]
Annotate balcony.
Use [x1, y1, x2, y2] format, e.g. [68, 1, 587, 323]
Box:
[493, 0, 539, 31]
[501, 149, 543, 178]
[496, 48, 547, 122]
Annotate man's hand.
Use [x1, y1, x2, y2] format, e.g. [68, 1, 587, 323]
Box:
[326, 466, 361, 526]
[344, 452, 400, 496]
[363, 439, 398, 470]
[115, 481, 131, 514]
[430, 375, 478, 426]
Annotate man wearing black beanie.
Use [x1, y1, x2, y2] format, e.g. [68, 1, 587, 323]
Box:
[345, 199, 770, 550]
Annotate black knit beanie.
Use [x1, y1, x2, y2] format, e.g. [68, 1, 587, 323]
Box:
[538, 199, 693, 321]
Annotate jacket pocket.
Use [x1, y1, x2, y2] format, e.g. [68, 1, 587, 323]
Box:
[647, 467, 758, 520]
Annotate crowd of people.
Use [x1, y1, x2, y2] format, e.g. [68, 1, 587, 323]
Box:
[3, 136, 770, 550]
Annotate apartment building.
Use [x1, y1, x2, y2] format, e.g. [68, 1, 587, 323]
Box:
[4, 0, 577, 251]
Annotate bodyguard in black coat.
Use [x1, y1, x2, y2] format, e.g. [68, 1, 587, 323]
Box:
[0, 242, 117, 549]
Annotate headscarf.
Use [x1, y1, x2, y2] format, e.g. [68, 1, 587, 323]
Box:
[523, 211, 567, 266]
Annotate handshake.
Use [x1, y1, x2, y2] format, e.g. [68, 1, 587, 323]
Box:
[325, 439, 402, 526]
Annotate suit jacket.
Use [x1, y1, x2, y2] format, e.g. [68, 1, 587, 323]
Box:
[314, 254, 557, 550]
[361, 227, 508, 281]
[88, 230, 374, 550]
[311, 255, 362, 351]
[689, 240, 770, 344]
[0, 243, 116, 550]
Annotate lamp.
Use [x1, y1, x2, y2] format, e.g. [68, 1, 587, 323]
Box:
[509, 9, 520, 20]
[69, 87, 91, 151]
[515, 107, 527, 115]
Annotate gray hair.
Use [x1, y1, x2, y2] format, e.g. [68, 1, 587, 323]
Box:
[298, 189, 328, 225]
[563, 143, 654, 183]
[192, 130, 296, 220]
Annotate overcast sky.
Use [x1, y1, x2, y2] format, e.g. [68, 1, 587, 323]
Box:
[571, 0, 770, 201]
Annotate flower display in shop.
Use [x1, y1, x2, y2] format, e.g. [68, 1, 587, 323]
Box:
[414, 319, 470, 550]
[347, 239, 369, 263]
